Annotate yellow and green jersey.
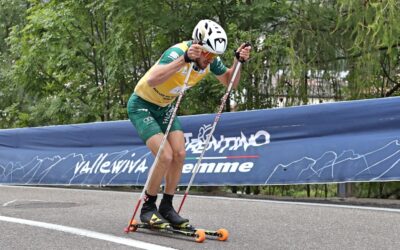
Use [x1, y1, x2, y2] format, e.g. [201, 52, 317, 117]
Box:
[134, 41, 227, 107]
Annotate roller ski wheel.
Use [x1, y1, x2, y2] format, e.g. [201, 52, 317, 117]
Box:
[125, 220, 138, 233]
[173, 222, 229, 241]
[126, 221, 206, 243]
[216, 228, 229, 241]
[195, 229, 206, 243]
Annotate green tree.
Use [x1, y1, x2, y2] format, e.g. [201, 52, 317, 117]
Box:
[336, 0, 400, 98]
[2, 0, 400, 124]
[0, 0, 30, 128]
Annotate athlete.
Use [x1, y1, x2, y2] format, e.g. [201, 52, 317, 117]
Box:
[127, 19, 251, 226]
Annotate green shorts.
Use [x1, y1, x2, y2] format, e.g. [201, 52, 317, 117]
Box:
[127, 93, 183, 143]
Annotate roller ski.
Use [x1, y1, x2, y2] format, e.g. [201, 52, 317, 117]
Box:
[124, 220, 206, 243]
[124, 209, 206, 243]
[159, 201, 229, 241]
[124, 200, 206, 243]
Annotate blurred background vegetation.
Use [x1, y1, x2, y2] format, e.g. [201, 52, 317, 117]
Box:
[1, 0, 399, 199]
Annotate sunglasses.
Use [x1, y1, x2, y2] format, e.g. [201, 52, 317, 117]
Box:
[201, 50, 217, 61]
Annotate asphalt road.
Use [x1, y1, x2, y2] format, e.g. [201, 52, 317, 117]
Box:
[1, 186, 400, 250]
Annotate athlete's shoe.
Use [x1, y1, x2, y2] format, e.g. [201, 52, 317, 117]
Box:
[159, 203, 189, 226]
[140, 203, 167, 225]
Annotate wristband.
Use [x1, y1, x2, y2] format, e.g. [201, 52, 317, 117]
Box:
[234, 50, 241, 61]
[184, 50, 193, 63]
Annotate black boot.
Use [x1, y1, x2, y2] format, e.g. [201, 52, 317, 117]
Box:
[140, 192, 167, 225]
[159, 193, 189, 226]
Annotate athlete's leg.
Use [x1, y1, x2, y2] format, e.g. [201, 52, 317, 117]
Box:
[164, 130, 186, 195]
[158, 130, 189, 225]
[138, 133, 174, 224]
[145, 133, 174, 196]
[127, 94, 177, 224]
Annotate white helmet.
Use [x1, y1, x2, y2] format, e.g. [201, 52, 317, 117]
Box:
[192, 19, 227, 54]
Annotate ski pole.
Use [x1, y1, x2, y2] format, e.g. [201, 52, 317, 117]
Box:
[125, 62, 194, 232]
[178, 43, 250, 214]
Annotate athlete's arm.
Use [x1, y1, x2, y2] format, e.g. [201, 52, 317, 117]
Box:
[216, 59, 241, 89]
[147, 44, 203, 87]
[215, 43, 251, 89]
[147, 58, 186, 87]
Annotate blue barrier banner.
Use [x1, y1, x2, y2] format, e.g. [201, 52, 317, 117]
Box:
[1, 97, 400, 186]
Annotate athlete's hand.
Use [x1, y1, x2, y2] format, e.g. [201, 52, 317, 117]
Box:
[235, 43, 251, 63]
[186, 43, 203, 61]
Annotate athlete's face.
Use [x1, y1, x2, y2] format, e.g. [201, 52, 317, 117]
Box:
[195, 50, 217, 70]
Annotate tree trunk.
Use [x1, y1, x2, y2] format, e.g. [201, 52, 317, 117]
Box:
[378, 183, 385, 198]
[324, 184, 328, 198]
[367, 183, 372, 197]
[245, 186, 251, 195]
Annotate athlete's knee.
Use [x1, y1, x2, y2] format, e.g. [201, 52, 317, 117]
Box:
[160, 151, 174, 166]
[173, 149, 186, 163]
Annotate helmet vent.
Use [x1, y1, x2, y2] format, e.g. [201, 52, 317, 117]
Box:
[207, 40, 213, 49]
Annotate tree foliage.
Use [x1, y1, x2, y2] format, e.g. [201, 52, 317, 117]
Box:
[0, 0, 399, 129]
[336, 0, 400, 98]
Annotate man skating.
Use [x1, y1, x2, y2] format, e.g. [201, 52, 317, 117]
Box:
[127, 19, 251, 226]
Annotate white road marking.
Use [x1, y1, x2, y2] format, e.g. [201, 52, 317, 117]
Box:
[192, 195, 400, 213]
[2, 199, 46, 207]
[0, 216, 176, 250]
[2, 199, 18, 207]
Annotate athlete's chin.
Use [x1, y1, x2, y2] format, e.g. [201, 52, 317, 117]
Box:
[195, 62, 209, 70]
[197, 65, 207, 70]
